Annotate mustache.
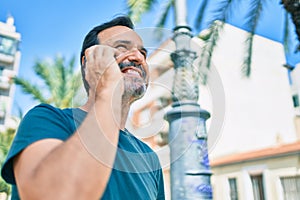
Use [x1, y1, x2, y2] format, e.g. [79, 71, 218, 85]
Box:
[118, 62, 140, 70]
[118, 62, 146, 78]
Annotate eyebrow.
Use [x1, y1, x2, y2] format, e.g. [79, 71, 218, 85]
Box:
[113, 40, 148, 55]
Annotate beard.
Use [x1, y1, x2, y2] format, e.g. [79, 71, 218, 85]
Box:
[122, 75, 147, 103]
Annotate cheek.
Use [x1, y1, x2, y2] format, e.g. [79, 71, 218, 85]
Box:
[144, 64, 150, 80]
[114, 50, 122, 59]
[114, 50, 130, 63]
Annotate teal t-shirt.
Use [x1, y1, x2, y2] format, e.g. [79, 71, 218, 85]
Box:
[1, 104, 165, 200]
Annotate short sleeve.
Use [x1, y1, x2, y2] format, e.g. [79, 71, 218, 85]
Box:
[156, 167, 165, 200]
[1, 104, 74, 184]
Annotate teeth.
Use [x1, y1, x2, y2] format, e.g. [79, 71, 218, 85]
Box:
[126, 69, 140, 76]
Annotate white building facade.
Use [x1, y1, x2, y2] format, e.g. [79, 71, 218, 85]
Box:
[0, 16, 21, 131]
[127, 24, 300, 199]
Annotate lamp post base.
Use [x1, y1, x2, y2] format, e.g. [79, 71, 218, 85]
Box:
[165, 102, 213, 199]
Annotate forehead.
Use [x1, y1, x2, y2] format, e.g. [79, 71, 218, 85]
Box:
[98, 25, 143, 46]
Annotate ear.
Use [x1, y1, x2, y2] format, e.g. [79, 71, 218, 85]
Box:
[81, 56, 86, 67]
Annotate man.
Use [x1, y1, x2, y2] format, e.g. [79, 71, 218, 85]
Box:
[1, 16, 165, 200]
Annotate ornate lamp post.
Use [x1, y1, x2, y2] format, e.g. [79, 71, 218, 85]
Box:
[165, 0, 213, 199]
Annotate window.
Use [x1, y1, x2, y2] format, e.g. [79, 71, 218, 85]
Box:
[292, 94, 299, 108]
[0, 35, 18, 55]
[251, 174, 265, 200]
[281, 176, 300, 200]
[228, 178, 238, 200]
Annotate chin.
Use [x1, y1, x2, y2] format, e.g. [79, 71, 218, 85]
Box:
[123, 76, 147, 103]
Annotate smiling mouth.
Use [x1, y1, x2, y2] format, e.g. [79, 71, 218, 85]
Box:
[121, 67, 142, 78]
[119, 62, 137, 70]
[119, 62, 144, 78]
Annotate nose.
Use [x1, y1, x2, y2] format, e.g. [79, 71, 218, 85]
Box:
[123, 48, 149, 81]
[126, 48, 145, 64]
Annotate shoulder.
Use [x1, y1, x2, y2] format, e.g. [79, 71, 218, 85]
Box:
[25, 103, 66, 118]
[122, 129, 155, 153]
[22, 103, 78, 128]
[1, 104, 71, 184]
[124, 129, 161, 165]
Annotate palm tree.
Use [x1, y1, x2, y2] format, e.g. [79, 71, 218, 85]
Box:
[126, 1, 299, 199]
[14, 55, 83, 109]
[0, 55, 82, 198]
[0, 128, 16, 199]
[126, 0, 297, 77]
[281, 0, 300, 51]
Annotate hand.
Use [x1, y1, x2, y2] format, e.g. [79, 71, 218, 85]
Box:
[84, 45, 124, 98]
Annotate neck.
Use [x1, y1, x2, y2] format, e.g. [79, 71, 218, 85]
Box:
[79, 95, 132, 131]
[120, 102, 130, 130]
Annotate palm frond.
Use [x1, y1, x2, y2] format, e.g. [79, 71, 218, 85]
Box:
[198, 20, 224, 85]
[195, 0, 232, 84]
[205, 0, 233, 25]
[242, 33, 254, 77]
[241, 0, 263, 77]
[126, 0, 157, 23]
[155, 0, 174, 28]
[194, 0, 209, 31]
[50, 55, 82, 108]
[0, 128, 15, 195]
[152, 0, 174, 40]
[281, 0, 300, 51]
[33, 61, 54, 94]
[55, 56, 67, 107]
[13, 77, 48, 103]
[62, 71, 82, 108]
[69, 72, 82, 93]
[67, 56, 76, 75]
[12, 102, 24, 120]
[283, 12, 290, 53]
[14, 55, 82, 109]
[61, 55, 80, 107]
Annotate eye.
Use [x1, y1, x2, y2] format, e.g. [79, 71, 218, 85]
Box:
[139, 49, 147, 58]
[115, 44, 128, 52]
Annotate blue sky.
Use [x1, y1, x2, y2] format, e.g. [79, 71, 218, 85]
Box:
[0, 0, 178, 116]
[0, 0, 299, 116]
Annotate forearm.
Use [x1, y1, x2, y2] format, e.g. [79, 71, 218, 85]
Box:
[18, 92, 122, 200]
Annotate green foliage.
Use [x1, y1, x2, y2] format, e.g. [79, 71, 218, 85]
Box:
[126, 0, 289, 79]
[0, 54, 82, 197]
[155, 0, 174, 28]
[242, 0, 263, 77]
[13, 77, 48, 104]
[198, 20, 224, 85]
[194, 0, 209, 30]
[14, 55, 83, 109]
[127, 0, 157, 23]
[0, 128, 16, 196]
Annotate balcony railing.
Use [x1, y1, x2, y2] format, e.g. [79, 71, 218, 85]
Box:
[0, 52, 14, 64]
[0, 75, 10, 90]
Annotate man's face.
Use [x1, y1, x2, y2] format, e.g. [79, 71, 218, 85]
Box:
[98, 26, 149, 102]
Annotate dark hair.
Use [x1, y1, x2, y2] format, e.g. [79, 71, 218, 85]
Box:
[80, 16, 134, 95]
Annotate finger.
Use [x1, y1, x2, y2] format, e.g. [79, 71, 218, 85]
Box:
[114, 50, 128, 64]
[84, 45, 99, 63]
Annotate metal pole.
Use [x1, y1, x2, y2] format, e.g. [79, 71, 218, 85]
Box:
[165, 0, 213, 199]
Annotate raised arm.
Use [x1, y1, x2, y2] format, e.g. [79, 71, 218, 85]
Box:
[14, 45, 123, 200]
